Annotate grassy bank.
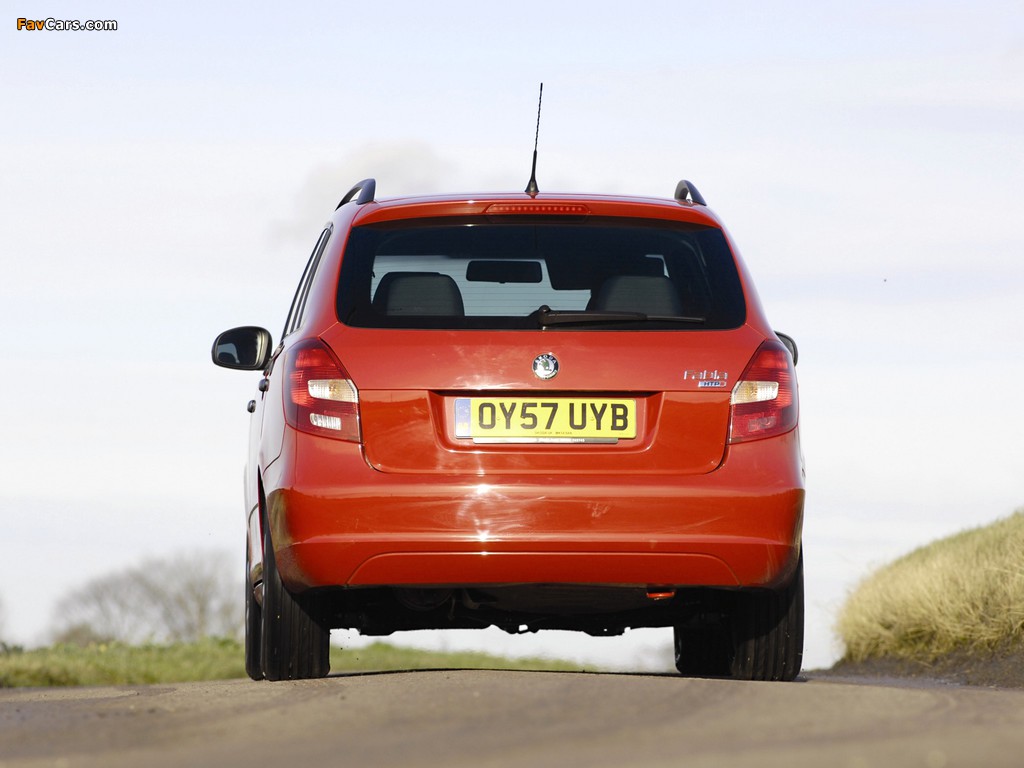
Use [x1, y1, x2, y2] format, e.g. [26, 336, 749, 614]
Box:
[0, 638, 583, 688]
[836, 510, 1024, 663]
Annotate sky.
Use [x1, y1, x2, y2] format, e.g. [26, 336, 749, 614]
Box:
[1, 1, 1022, 671]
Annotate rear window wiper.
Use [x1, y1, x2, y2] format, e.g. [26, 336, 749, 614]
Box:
[531, 305, 706, 328]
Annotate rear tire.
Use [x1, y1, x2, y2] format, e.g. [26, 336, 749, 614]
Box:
[673, 622, 730, 678]
[728, 553, 804, 682]
[244, 538, 263, 681]
[260, 523, 330, 681]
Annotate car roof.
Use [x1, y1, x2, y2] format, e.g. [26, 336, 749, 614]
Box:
[349, 191, 727, 228]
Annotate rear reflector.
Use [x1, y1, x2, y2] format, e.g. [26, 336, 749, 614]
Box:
[728, 340, 798, 443]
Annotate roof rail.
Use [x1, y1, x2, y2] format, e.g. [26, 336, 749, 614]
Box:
[336, 178, 376, 209]
[674, 179, 706, 206]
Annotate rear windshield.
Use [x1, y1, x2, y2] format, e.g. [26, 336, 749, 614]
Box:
[336, 217, 746, 330]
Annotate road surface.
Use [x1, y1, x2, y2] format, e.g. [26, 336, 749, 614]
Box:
[2, 670, 1023, 767]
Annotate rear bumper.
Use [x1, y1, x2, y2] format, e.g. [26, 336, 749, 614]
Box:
[263, 428, 804, 592]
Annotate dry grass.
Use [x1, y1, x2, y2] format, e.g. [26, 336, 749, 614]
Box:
[836, 510, 1024, 662]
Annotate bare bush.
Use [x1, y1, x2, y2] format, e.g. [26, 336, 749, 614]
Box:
[50, 551, 242, 645]
[52, 622, 115, 647]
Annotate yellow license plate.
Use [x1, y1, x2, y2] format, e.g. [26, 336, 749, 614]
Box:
[454, 398, 637, 443]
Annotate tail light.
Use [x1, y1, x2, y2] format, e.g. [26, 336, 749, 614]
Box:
[283, 339, 360, 442]
[729, 340, 798, 444]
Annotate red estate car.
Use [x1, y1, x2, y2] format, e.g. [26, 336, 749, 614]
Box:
[213, 178, 804, 681]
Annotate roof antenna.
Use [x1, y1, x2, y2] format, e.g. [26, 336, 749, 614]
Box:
[525, 83, 543, 196]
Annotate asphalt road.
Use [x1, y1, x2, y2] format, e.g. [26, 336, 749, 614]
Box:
[2, 671, 1023, 767]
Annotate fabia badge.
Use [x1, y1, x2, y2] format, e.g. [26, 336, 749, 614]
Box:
[532, 353, 559, 380]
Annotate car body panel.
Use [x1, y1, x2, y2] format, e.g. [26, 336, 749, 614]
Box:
[265, 426, 802, 591]
[317, 323, 768, 476]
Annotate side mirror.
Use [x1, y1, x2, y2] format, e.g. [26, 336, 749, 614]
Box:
[774, 331, 798, 366]
[212, 326, 273, 371]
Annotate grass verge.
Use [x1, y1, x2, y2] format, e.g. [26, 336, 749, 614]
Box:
[836, 509, 1024, 663]
[0, 638, 583, 688]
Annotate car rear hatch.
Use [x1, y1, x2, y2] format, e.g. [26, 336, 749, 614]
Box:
[319, 324, 766, 475]
[324, 211, 761, 475]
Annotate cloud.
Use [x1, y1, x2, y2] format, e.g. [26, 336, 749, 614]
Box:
[267, 141, 458, 250]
